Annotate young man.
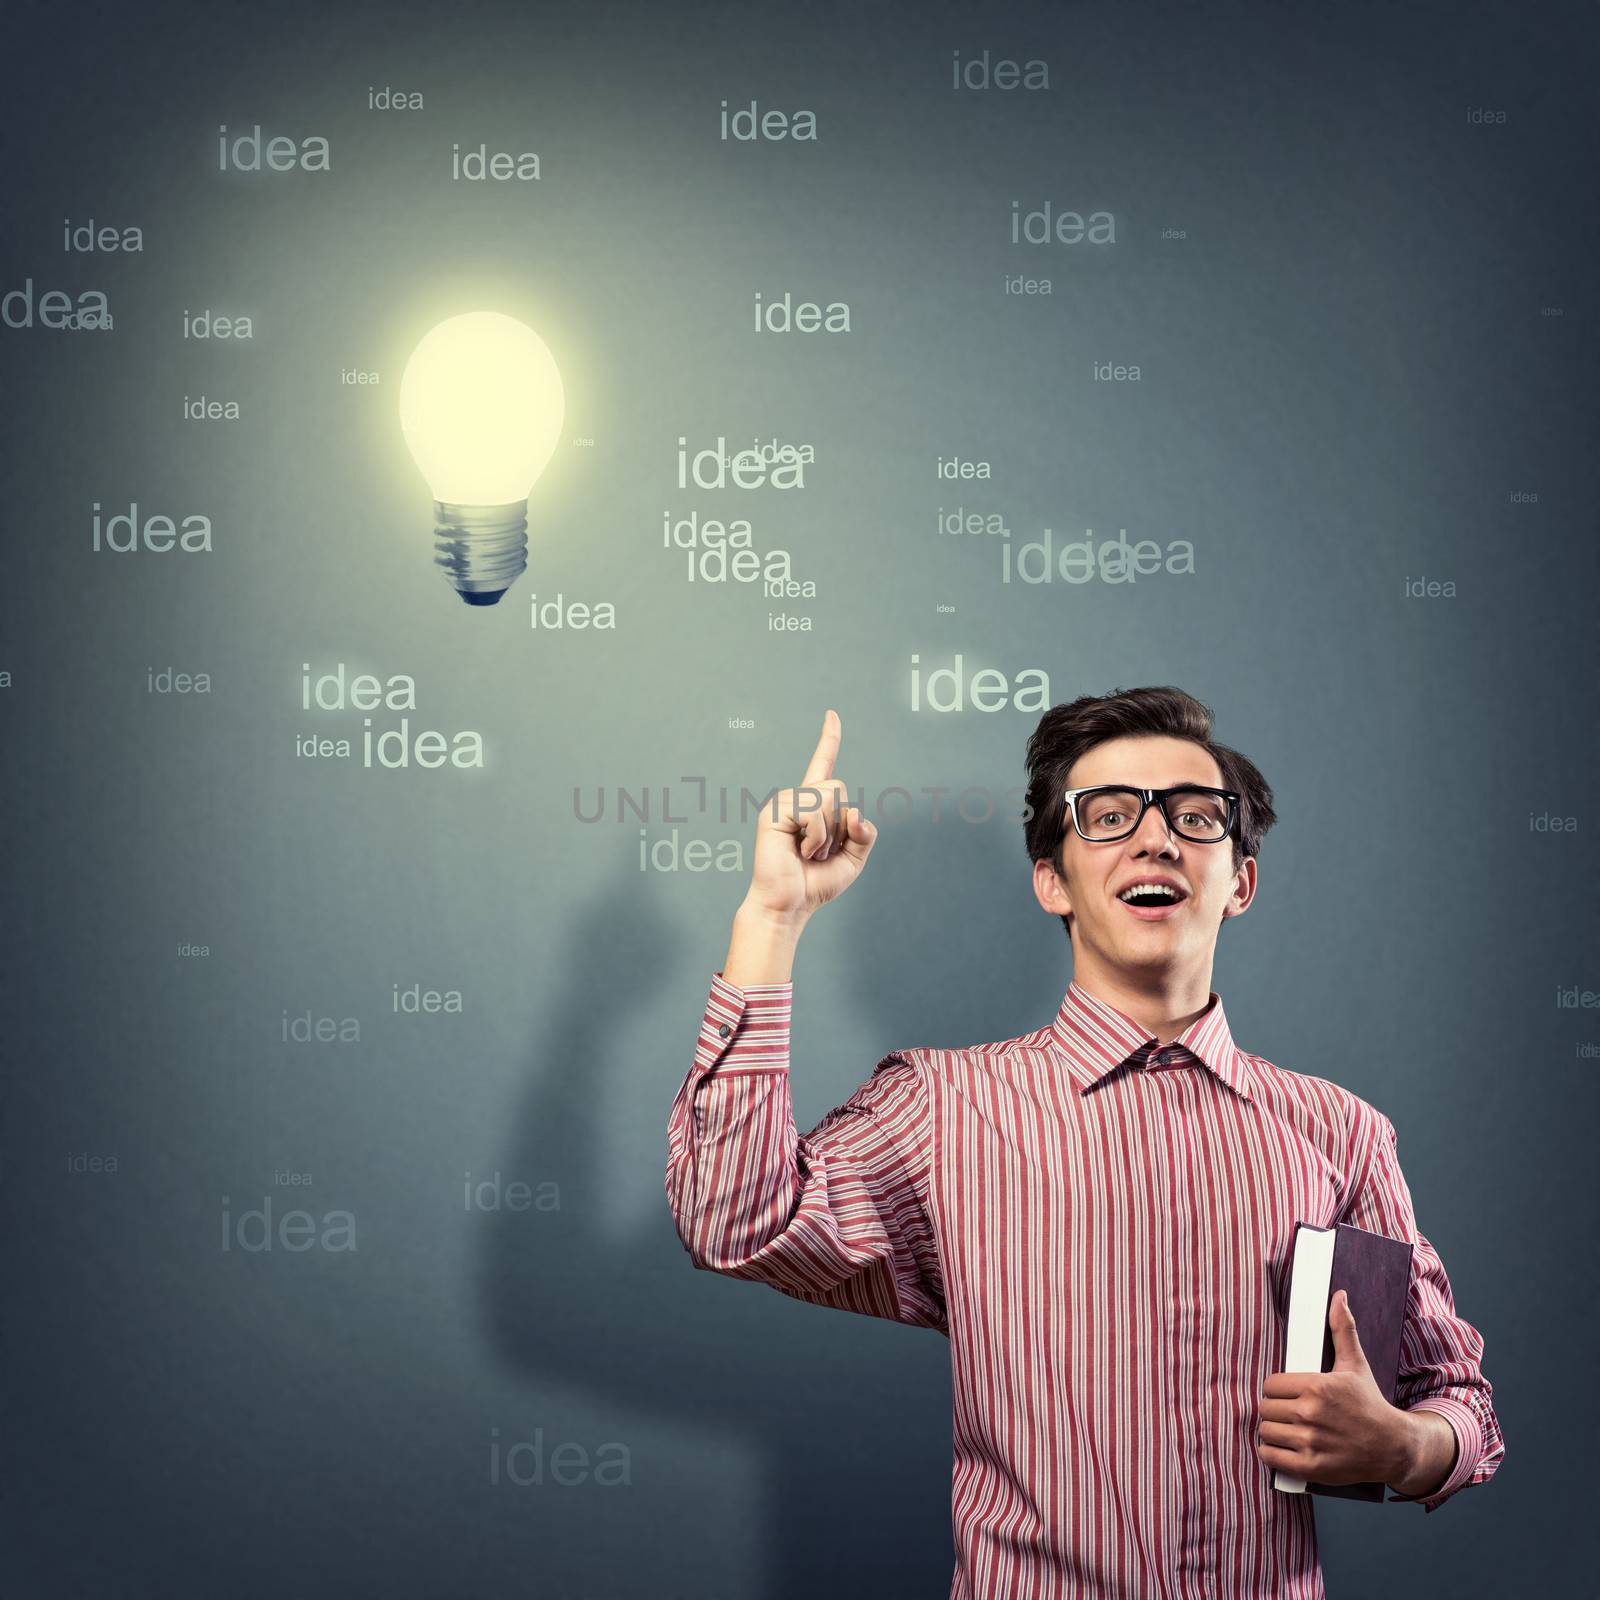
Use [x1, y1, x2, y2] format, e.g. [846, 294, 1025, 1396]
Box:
[665, 687, 1505, 1599]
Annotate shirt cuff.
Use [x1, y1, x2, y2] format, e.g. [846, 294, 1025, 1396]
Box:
[1387, 1397, 1482, 1511]
[695, 971, 793, 1074]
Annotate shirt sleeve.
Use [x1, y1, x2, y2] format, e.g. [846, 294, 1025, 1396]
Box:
[664, 971, 946, 1334]
[1339, 1103, 1506, 1512]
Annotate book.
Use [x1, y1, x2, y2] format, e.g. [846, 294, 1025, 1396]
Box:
[1272, 1220, 1414, 1502]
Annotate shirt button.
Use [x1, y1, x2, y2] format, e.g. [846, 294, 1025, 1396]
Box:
[717, 1023, 731, 1038]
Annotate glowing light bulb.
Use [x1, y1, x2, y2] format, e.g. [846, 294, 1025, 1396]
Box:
[399, 311, 565, 606]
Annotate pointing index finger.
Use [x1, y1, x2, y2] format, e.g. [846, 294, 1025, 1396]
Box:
[800, 708, 841, 787]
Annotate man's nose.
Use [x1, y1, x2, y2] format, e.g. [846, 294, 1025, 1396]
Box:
[1131, 801, 1180, 855]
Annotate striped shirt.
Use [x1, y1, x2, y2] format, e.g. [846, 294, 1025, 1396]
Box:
[665, 973, 1506, 1599]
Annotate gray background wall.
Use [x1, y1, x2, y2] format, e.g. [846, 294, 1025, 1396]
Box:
[2, 0, 1590, 1594]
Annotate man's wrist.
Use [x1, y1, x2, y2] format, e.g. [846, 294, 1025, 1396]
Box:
[735, 895, 809, 934]
[722, 899, 808, 987]
[1384, 1408, 1457, 1499]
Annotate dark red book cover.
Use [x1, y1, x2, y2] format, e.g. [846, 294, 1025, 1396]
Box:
[1285, 1221, 1414, 1502]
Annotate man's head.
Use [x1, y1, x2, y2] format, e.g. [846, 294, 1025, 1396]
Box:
[1023, 687, 1276, 979]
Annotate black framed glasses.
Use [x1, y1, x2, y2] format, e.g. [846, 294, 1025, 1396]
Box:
[1062, 785, 1240, 844]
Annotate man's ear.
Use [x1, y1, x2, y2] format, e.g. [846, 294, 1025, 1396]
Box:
[1220, 855, 1258, 921]
[1033, 853, 1072, 921]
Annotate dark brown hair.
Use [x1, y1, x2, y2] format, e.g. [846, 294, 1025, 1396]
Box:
[1022, 686, 1277, 938]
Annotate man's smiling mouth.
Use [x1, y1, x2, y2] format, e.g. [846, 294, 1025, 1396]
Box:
[1116, 881, 1189, 919]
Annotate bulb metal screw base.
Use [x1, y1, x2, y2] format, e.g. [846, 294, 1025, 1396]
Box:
[433, 500, 529, 606]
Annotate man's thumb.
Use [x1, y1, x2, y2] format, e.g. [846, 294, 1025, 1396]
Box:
[1329, 1289, 1368, 1370]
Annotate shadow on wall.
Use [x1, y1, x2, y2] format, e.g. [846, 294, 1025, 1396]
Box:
[471, 843, 1022, 1598]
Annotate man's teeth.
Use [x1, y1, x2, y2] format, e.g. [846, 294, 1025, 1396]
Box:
[1118, 884, 1180, 902]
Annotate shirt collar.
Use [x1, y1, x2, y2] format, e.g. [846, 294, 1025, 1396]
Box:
[1048, 979, 1255, 1102]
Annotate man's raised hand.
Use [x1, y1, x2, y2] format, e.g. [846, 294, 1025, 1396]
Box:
[744, 709, 877, 922]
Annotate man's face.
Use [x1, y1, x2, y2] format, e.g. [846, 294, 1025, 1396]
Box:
[1032, 734, 1256, 977]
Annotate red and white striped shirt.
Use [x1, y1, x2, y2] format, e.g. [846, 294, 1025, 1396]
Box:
[665, 972, 1505, 1599]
